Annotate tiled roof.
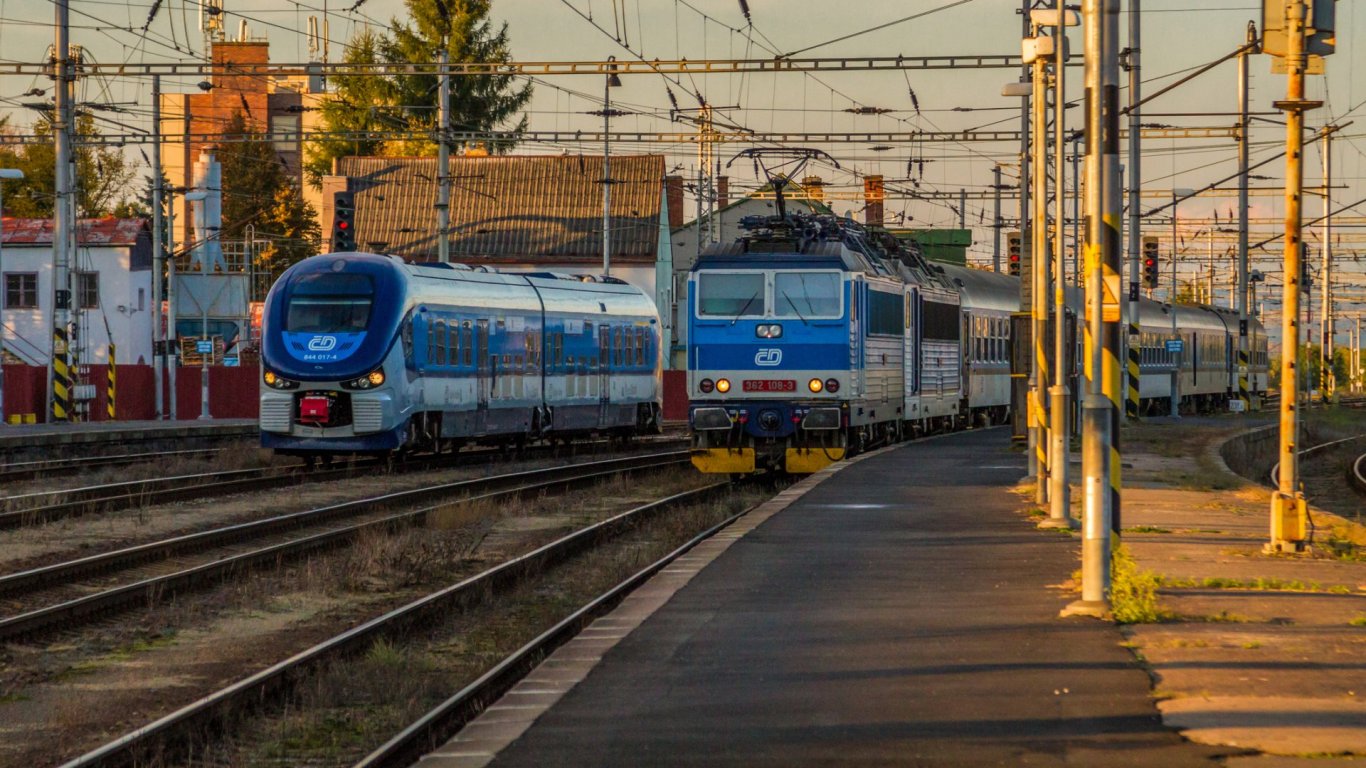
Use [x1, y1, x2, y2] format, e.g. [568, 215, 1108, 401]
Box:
[0, 217, 150, 246]
[335, 155, 664, 263]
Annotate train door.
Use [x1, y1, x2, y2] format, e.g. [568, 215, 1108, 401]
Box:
[476, 319, 491, 424]
[598, 324, 611, 425]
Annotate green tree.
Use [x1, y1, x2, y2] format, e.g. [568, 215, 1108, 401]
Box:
[303, 29, 398, 186]
[217, 112, 320, 279]
[305, 0, 532, 186]
[0, 114, 135, 217]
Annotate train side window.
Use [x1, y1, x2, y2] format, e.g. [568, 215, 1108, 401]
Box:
[556, 332, 564, 369]
[451, 320, 460, 365]
[613, 327, 623, 367]
[435, 320, 447, 366]
[462, 324, 473, 367]
[637, 329, 646, 366]
[515, 354, 524, 370]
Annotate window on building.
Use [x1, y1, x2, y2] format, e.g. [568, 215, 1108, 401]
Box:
[4, 273, 38, 309]
[270, 114, 300, 153]
[76, 272, 99, 309]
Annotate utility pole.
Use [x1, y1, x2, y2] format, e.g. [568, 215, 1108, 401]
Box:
[1018, 0, 1034, 483]
[49, 0, 75, 424]
[1270, 0, 1317, 553]
[167, 187, 178, 420]
[1048, 1, 1074, 529]
[602, 58, 622, 276]
[993, 164, 1002, 273]
[1068, 0, 1121, 617]
[1319, 125, 1334, 397]
[1031, 17, 1049, 507]
[1124, 0, 1142, 422]
[1237, 24, 1254, 412]
[152, 74, 164, 420]
[436, 48, 451, 264]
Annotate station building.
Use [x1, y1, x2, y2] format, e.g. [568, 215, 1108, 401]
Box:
[0, 217, 154, 369]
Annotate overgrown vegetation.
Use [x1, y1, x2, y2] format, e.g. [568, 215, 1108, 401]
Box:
[1110, 542, 1172, 624]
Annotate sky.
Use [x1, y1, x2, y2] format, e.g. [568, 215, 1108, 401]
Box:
[2, 0, 1366, 339]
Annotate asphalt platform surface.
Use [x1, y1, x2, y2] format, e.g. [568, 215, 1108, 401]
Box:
[483, 429, 1230, 767]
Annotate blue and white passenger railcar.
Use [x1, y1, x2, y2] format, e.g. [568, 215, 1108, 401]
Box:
[259, 253, 661, 457]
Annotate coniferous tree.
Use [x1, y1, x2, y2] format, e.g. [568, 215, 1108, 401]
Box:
[218, 112, 320, 279]
[305, 0, 531, 186]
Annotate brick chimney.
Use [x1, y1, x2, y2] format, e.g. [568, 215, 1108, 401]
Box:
[665, 175, 685, 228]
[717, 176, 729, 207]
[864, 175, 885, 227]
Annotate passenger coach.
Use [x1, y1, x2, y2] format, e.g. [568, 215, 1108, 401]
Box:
[260, 253, 662, 458]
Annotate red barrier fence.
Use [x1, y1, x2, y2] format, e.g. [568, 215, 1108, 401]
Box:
[1, 364, 260, 423]
[5, 364, 687, 425]
[662, 369, 688, 422]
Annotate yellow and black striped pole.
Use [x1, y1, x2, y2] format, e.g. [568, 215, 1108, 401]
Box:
[1068, 0, 1121, 617]
[106, 342, 116, 420]
[52, 326, 71, 423]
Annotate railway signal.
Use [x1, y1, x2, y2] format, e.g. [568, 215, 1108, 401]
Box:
[331, 191, 356, 252]
[1142, 236, 1160, 289]
[1007, 231, 1022, 276]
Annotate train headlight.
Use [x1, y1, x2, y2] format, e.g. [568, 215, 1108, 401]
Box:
[808, 378, 823, 393]
[263, 370, 299, 390]
[716, 378, 732, 393]
[755, 323, 783, 339]
[825, 378, 840, 393]
[342, 368, 386, 390]
[699, 378, 715, 393]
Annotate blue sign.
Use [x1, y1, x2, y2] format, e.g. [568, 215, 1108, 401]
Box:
[196, 340, 214, 354]
[1165, 339, 1184, 354]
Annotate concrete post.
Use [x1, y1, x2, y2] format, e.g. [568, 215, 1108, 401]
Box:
[1270, 0, 1316, 553]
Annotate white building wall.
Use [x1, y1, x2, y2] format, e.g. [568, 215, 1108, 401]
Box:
[1, 244, 154, 366]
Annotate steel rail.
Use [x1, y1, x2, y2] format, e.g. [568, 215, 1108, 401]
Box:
[0, 448, 225, 484]
[0, 449, 684, 596]
[0, 438, 683, 529]
[354, 491, 755, 768]
[1268, 433, 1366, 487]
[1348, 453, 1366, 495]
[0, 452, 688, 643]
[57, 479, 729, 768]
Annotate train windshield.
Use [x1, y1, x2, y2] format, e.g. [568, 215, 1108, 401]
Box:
[697, 272, 766, 318]
[285, 273, 374, 332]
[775, 272, 841, 318]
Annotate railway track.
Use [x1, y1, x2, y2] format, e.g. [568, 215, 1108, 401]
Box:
[1267, 433, 1366, 487]
[355, 492, 755, 768]
[1349, 452, 1366, 496]
[0, 436, 685, 530]
[55, 471, 739, 768]
[0, 448, 228, 484]
[0, 450, 689, 643]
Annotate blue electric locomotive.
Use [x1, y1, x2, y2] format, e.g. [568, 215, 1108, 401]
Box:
[687, 212, 1271, 475]
[260, 253, 662, 457]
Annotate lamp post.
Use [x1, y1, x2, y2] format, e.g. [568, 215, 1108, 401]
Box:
[1169, 187, 1194, 418]
[602, 56, 622, 276]
[0, 168, 24, 425]
[183, 189, 210, 420]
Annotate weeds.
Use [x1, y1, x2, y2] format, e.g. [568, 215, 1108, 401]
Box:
[1110, 542, 1173, 624]
[1350, 614, 1366, 628]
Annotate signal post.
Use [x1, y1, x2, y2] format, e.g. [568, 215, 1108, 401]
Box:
[1265, 0, 1331, 552]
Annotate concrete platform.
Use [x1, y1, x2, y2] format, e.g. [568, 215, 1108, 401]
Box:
[426, 428, 1230, 767]
[0, 418, 257, 456]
